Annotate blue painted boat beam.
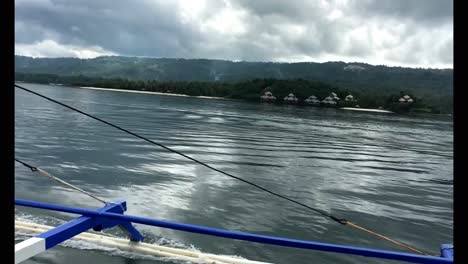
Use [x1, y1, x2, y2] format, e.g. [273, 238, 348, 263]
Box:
[90, 201, 144, 241]
[440, 244, 453, 260]
[15, 199, 453, 264]
[35, 200, 143, 249]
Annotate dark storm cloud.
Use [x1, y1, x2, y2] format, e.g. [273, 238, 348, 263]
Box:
[358, 0, 453, 23]
[15, 0, 203, 57]
[15, 0, 453, 68]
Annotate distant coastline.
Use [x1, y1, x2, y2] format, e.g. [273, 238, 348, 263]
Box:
[73, 86, 452, 117]
[14, 80, 452, 117]
[15, 56, 453, 114]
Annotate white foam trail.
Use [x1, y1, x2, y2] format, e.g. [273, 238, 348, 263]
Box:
[15, 220, 271, 264]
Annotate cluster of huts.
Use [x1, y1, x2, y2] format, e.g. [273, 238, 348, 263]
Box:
[260, 91, 359, 107]
[260, 90, 415, 108]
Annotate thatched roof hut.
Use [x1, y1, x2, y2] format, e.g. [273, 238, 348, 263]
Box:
[398, 95, 414, 103]
[322, 96, 337, 106]
[283, 93, 298, 104]
[305, 95, 320, 105]
[345, 95, 354, 102]
[260, 91, 277, 102]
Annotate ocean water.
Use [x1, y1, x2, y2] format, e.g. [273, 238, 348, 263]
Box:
[15, 83, 453, 264]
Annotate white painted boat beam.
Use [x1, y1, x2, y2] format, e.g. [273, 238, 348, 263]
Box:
[15, 237, 46, 264]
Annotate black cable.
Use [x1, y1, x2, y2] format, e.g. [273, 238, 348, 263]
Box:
[15, 158, 111, 206]
[15, 84, 348, 225]
[15, 158, 37, 171]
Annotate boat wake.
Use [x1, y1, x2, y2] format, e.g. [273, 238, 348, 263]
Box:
[15, 213, 269, 264]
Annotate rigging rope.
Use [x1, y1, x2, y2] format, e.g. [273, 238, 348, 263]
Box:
[15, 158, 109, 206]
[14, 84, 429, 255]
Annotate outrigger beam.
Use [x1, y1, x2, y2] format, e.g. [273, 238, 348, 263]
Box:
[15, 199, 453, 264]
[15, 200, 143, 264]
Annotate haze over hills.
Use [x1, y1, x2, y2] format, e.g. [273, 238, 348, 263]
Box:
[15, 55, 452, 92]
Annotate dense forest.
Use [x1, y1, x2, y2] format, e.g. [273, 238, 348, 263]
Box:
[15, 72, 450, 114]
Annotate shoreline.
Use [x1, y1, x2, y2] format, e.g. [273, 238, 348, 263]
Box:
[339, 107, 394, 113]
[77, 86, 233, 100]
[14, 82, 453, 117]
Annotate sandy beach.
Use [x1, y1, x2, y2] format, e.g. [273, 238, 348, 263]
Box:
[78, 86, 231, 100]
[339, 107, 394, 113]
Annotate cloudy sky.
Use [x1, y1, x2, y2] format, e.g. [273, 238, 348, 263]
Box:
[15, 0, 453, 68]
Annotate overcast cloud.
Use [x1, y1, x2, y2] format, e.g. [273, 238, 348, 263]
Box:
[15, 0, 453, 68]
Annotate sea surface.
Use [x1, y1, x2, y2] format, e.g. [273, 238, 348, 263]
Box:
[15, 83, 453, 264]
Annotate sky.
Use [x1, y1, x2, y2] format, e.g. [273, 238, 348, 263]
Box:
[15, 0, 453, 69]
